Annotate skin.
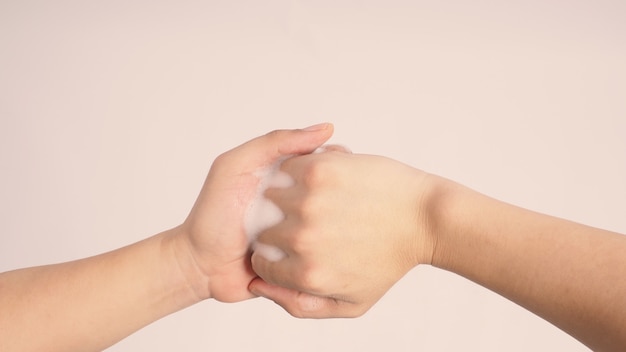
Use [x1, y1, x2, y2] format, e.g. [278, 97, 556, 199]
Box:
[2, 123, 624, 351]
[0, 124, 334, 352]
[249, 150, 626, 352]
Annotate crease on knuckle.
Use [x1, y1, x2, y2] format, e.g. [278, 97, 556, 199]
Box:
[295, 292, 325, 314]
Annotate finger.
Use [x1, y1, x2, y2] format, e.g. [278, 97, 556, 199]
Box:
[253, 212, 321, 270]
[227, 123, 334, 171]
[248, 278, 349, 318]
[275, 152, 319, 181]
[250, 241, 299, 289]
[263, 186, 301, 215]
[278, 148, 352, 182]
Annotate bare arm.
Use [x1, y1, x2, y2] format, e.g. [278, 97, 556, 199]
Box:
[0, 228, 202, 352]
[249, 151, 626, 351]
[431, 179, 626, 351]
[0, 124, 334, 352]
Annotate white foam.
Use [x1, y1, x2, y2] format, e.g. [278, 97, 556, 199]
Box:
[252, 242, 288, 262]
[244, 157, 294, 262]
[244, 145, 350, 261]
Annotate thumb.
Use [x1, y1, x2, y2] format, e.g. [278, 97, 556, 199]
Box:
[224, 123, 334, 171]
[249, 277, 338, 318]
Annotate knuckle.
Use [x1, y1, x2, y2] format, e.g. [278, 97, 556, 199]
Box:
[262, 129, 286, 153]
[349, 304, 370, 318]
[287, 227, 318, 257]
[301, 158, 333, 187]
[287, 307, 307, 319]
[297, 265, 327, 294]
[295, 293, 325, 313]
[212, 151, 230, 168]
[288, 232, 309, 255]
[264, 129, 283, 139]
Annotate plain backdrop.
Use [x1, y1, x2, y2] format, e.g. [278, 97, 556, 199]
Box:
[1, 1, 625, 351]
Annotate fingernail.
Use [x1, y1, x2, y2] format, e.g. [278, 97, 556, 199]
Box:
[302, 123, 329, 132]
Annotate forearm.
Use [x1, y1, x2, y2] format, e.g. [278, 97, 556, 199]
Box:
[427, 177, 626, 351]
[0, 227, 205, 352]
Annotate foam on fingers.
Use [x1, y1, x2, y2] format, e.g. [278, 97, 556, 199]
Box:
[244, 157, 294, 262]
[244, 146, 350, 262]
[252, 242, 287, 262]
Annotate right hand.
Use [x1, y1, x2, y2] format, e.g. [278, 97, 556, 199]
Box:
[249, 151, 437, 317]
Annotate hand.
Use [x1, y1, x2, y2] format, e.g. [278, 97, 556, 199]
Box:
[175, 124, 334, 302]
[249, 151, 437, 317]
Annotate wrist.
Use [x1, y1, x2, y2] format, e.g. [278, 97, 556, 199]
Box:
[160, 227, 212, 303]
[413, 174, 465, 268]
[421, 175, 490, 273]
[398, 169, 444, 268]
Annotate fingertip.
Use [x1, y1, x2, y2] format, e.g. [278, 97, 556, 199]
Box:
[248, 277, 289, 302]
[311, 123, 334, 145]
[211, 124, 336, 175]
[289, 122, 334, 154]
[248, 277, 265, 297]
[301, 122, 333, 132]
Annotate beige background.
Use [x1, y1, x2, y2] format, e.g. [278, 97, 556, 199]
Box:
[1, 1, 625, 351]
